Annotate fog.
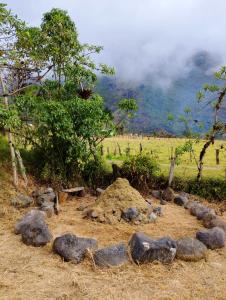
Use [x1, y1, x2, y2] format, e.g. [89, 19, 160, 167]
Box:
[4, 0, 226, 86]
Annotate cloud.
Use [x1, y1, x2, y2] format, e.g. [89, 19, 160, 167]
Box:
[4, 0, 226, 86]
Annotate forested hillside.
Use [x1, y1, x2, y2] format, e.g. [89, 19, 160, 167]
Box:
[97, 51, 223, 135]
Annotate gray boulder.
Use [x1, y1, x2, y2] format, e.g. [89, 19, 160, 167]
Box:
[129, 232, 177, 264]
[121, 207, 139, 222]
[196, 227, 225, 249]
[174, 195, 188, 206]
[15, 210, 52, 246]
[184, 200, 195, 210]
[162, 187, 174, 202]
[202, 213, 226, 231]
[189, 202, 204, 216]
[15, 210, 46, 234]
[196, 207, 215, 221]
[11, 194, 33, 208]
[176, 237, 207, 261]
[53, 233, 98, 263]
[93, 243, 128, 268]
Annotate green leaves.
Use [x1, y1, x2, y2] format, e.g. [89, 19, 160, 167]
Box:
[118, 98, 138, 114]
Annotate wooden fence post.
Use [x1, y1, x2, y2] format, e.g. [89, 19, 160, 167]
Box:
[100, 144, 104, 156]
[216, 149, 220, 165]
[139, 143, 143, 154]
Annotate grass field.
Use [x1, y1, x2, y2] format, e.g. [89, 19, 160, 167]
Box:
[103, 136, 226, 180]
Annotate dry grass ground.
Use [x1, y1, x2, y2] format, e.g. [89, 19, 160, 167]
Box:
[0, 173, 226, 300]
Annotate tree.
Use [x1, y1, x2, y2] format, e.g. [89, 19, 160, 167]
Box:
[196, 67, 226, 181]
[0, 6, 136, 186]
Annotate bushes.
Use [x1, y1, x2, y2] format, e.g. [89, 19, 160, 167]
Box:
[149, 175, 226, 201]
[82, 157, 112, 189]
[121, 154, 160, 191]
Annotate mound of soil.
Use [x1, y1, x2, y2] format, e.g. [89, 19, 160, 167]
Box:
[84, 178, 148, 224]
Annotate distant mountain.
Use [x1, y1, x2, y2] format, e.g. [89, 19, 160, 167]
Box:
[97, 51, 223, 135]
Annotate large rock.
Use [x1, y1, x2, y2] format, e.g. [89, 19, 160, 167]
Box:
[196, 207, 215, 221]
[176, 237, 207, 261]
[162, 187, 174, 202]
[129, 232, 177, 264]
[11, 194, 33, 208]
[202, 213, 226, 231]
[93, 243, 128, 268]
[189, 202, 203, 216]
[53, 233, 98, 263]
[15, 210, 52, 246]
[174, 195, 188, 207]
[15, 210, 46, 234]
[196, 227, 225, 249]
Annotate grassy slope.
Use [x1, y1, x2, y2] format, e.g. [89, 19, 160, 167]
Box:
[103, 136, 226, 180]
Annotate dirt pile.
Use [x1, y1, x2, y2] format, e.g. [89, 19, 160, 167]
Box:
[84, 178, 149, 224]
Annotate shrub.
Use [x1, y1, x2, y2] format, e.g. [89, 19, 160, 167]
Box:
[82, 157, 111, 189]
[121, 154, 160, 191]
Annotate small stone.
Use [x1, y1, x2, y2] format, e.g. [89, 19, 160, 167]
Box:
[129, 232, 177, 264]
[196, 227, 225, 249]
[98, 215, 107, 223]
[153, 207, 163, 216]
[174, 196, 188, 206]
[40, 201, 54, 217]
[176, 237, 207, 261]
[77, 204, 88, 211]
[151, 190, 162, 199]
[162, 187, 174, 202]
[148, 212, 157, 223]
[93, 243, 128, 268]
[121, 207, 139, 222]
[45, 187, 54, 193]
[96, 188, 105, 196]
[11, 194, 33, 208]
[53, 233, 98, 263]
[36, 192, 56, 206]
[84, 208, 99, 219]
[160, 199, 167, 205]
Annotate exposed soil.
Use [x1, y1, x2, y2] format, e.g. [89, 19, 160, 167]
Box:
[0, 175, 226, 299]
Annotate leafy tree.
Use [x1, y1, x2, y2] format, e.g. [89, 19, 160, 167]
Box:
[0, 5, 136, 186]
[196, 67, 226, 181]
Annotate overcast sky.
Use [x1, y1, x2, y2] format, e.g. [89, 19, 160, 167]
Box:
[4, 0, 226, 85]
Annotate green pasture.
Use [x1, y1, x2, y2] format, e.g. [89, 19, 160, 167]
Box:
[103, 136, 226, 180]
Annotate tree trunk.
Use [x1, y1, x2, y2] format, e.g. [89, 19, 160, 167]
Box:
[0, 74, 18, 188]
[15, 148, 28, 188]
[197, 140, 212, 181]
